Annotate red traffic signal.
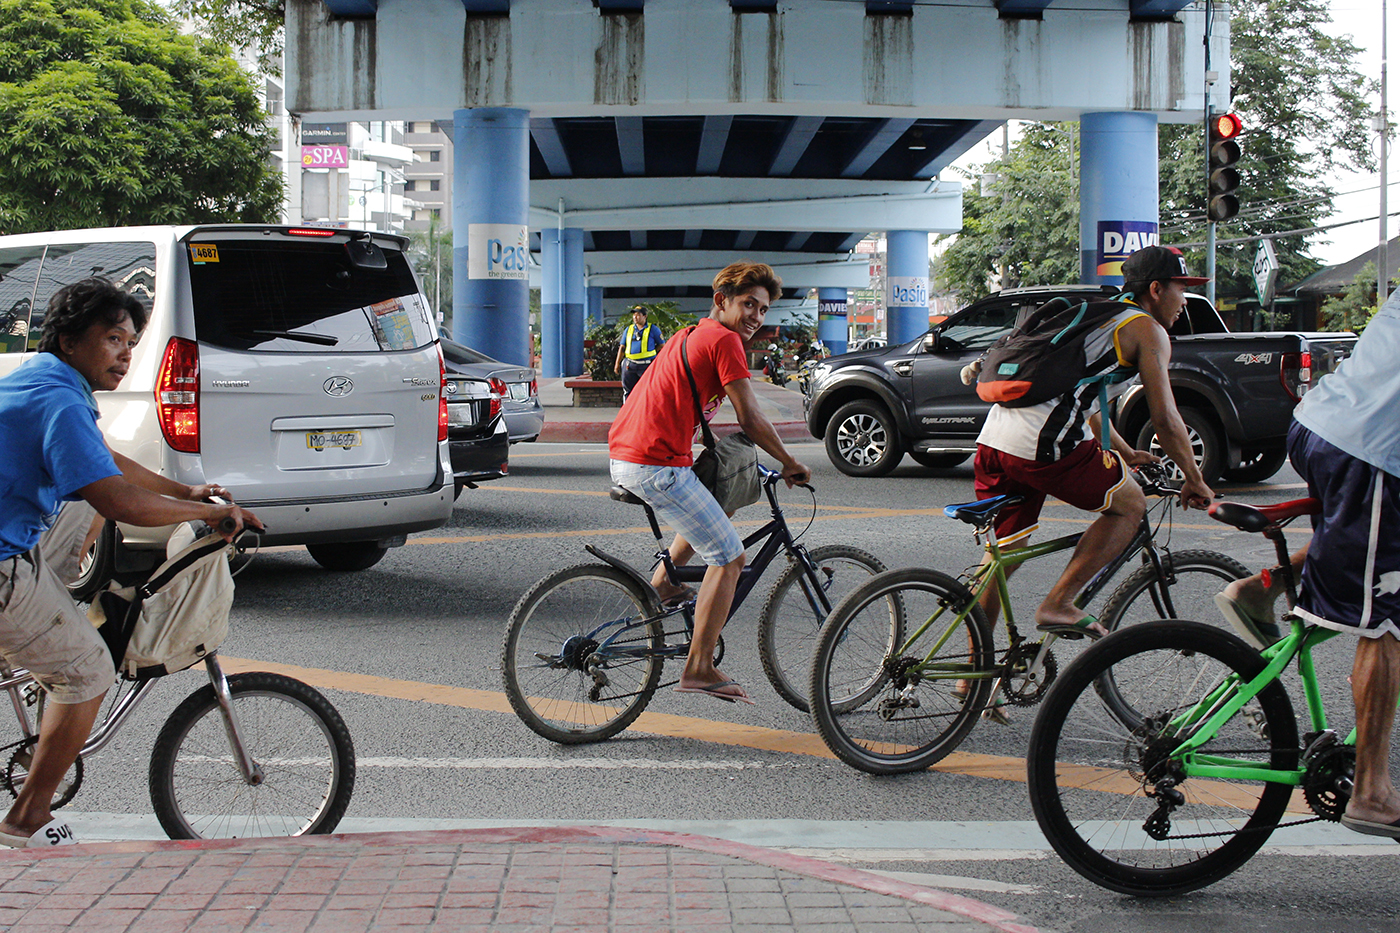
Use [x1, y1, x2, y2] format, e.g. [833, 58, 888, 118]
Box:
[1210, 112, 1243, 142]
[1206, 112, 1243, 222]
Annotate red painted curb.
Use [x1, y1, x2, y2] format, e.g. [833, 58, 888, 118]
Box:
[0, 825, 1042, 933]
[538, 420, 813, 444]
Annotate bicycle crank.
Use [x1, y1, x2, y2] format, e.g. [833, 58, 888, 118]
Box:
[1003, 642, 1058, 707]
[4, 737, 83, 809]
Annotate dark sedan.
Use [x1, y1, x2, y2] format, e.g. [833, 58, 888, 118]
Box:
[442, 349, 510, 498]
[440, 339, 544, 443]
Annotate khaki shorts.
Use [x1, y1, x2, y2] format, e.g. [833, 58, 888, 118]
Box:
[0, 502, 114, 704]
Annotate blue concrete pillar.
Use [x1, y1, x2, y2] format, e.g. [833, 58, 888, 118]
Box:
[541, 227, 585, 377]
[885, 230, 930, 345]
[817, 287, 849, 355]
[1079, 112, 1160, 286]
[586, 285, 604, 327]
[452, 108, 530, 365]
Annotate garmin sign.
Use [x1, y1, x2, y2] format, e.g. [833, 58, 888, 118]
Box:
[467, 224, 529, 280]
[887, 276, 928, 308]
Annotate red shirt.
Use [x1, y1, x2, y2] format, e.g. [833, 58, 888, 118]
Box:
[608, 317, 751, 467]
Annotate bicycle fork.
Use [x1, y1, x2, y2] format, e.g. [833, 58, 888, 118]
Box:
[205, 655, 263, 786]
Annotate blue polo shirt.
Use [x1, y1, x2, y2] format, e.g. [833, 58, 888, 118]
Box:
[0, 353, 120, 560]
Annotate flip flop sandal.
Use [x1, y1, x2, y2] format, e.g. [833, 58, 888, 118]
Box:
[674, 680, 756, 706]
[0, 816, 77, 849]
[1035, 615, 1104, 640]
[1214, 592, 1282, 649]
[1341, 814, 1400, 841]
[658, 585, 697, 607]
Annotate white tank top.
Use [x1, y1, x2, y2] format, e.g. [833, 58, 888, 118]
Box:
[976, 304, 1149, 462]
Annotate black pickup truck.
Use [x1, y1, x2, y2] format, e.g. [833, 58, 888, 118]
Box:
[803, 285, 1357, 485]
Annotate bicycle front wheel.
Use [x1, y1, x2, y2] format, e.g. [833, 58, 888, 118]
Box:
[757, 545, 886, 712]
[149, 672, 355, 840]
[502, 563, 664, 744]
[1096, 550, 1249, 722]
[810, 569, 993, 775]
[1100, 550, 1248, 636]
[1027, 620, 1298, 897]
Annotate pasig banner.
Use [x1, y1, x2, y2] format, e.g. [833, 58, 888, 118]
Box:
[467, 224, 529, 280]
[886, 276, 928, 308]
[1096, 221, 1160, 278]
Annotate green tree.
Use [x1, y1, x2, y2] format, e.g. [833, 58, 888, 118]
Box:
[171, 0, 285, 77]
[935, 123, 1080, 302]
[936, 0, 1374, 304]
[1159, 0, 1376, 294]
[0, 0, 283, 234]
[1318, 262, 1378, 333]
[406, 217, 453, 329]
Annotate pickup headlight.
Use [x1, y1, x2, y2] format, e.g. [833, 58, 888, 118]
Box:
[809, 364, 832, 390]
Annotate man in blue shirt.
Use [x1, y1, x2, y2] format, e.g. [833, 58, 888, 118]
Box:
[0, 278, 259, 849]
[612, 306, 665, 401]
[1216, 289, 1400, 838]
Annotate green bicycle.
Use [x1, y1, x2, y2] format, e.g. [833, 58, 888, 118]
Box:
[808, 463, 1247, 775]
[1026, 494, 1361, 896]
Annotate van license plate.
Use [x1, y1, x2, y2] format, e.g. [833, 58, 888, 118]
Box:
[307, 430, 362, 450]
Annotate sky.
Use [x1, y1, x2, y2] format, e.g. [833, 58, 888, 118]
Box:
[948, 1, 1394, 270]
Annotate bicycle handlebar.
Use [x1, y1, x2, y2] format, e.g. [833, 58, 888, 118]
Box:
[1131, 462, 1183, 498]
[757, 462, 814, 493]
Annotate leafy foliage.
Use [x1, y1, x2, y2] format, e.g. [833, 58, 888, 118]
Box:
[937, 0, 1375, 304]
[171, 0, 285, 77]
[0, 0, 283, 234]
[582, 301, 697, 381]
[1319, 262, 1378, 333]
[406, 217, 452, 327]
[935, 123, 1080, 302]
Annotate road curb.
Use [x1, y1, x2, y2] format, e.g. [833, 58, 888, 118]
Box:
[538, 420, 813, 444]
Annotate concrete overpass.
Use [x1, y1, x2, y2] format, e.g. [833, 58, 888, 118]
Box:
[286, 0, 1228, 370]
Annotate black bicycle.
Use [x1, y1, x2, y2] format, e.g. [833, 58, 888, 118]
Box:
[501, 464, 884, 742]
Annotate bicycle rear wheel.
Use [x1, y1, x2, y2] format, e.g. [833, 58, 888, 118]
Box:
[1096, 550, 1249, 722]
[502, 563, 664, 744]
[149, 672, 355, 840]
[810, 568, 993, 775]
[1027, 620, 1298, 897]
[757, 545, 886, 712]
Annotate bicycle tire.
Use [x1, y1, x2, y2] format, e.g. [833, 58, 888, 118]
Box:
[502, 563, 664, 744]
[810, 568, 993, 775]
[756, 545, 886, 712]
[1095, 550, 1249, 723]
[149, 672, 355, 840]
[1027, 620, 1298, 897]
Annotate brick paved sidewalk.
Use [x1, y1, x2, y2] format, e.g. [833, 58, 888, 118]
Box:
[0, 826, 1043, 933]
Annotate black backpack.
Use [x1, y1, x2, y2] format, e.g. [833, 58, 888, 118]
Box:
[976, 296, 1135, 408]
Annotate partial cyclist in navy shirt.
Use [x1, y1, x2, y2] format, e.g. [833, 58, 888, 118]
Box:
[0, 278, 260, 849]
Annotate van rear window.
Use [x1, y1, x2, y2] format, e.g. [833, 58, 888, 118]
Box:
[187, 239, 434, 353]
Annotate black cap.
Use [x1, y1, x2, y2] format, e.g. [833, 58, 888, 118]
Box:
[1121, 246, 1210, 286]
[628, 305, 647, 315]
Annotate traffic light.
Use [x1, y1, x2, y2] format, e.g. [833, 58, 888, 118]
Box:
[1207, 112, 1243, 223]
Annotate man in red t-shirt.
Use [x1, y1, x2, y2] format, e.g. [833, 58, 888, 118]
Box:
[609, 262, 811, 704]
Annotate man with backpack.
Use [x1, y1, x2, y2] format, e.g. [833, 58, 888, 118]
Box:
[970, 246, 1216, 640]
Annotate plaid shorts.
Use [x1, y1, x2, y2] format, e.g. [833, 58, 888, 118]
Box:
[609, 460, 745, 566]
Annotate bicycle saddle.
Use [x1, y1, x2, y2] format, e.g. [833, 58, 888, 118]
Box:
[1208, 498, 1320, 533]
[609, 486, 647, 506]
[943, 494, 1024, 526]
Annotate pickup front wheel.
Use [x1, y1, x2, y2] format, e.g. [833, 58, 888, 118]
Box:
[1133, 407, 1224, 486]
[825, 400, 903, 476]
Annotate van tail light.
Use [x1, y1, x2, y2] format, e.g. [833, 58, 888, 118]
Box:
[437, 349, 449, 441]
[155, 337, 200, 453]
[1281, 351, 1312, 401]
[487, 378, 505, 420]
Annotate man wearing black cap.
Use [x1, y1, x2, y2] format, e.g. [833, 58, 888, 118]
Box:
[613, 306, 665, 401]
[970, 245, 1215, 647]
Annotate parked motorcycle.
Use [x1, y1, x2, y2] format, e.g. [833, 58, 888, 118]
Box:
[761, 344, 789, 386]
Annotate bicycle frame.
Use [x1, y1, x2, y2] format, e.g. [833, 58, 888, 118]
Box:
[897, 510, 1170, 680]
[583, 478, 824, 659]
[4, 654, 262, 788]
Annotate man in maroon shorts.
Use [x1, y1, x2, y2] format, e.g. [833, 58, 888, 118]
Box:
[972, 246, 1215, 641]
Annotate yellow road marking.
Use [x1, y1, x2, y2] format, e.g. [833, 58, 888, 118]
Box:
[216, 655, 1306, 811]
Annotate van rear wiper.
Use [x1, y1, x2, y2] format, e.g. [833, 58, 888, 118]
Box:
[251, 329, 339, 347]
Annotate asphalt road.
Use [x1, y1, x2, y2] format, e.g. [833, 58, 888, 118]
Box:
[47, 440, 1400, 932]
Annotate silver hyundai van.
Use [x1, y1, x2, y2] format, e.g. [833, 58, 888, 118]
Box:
[0, 225, 454, 575]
